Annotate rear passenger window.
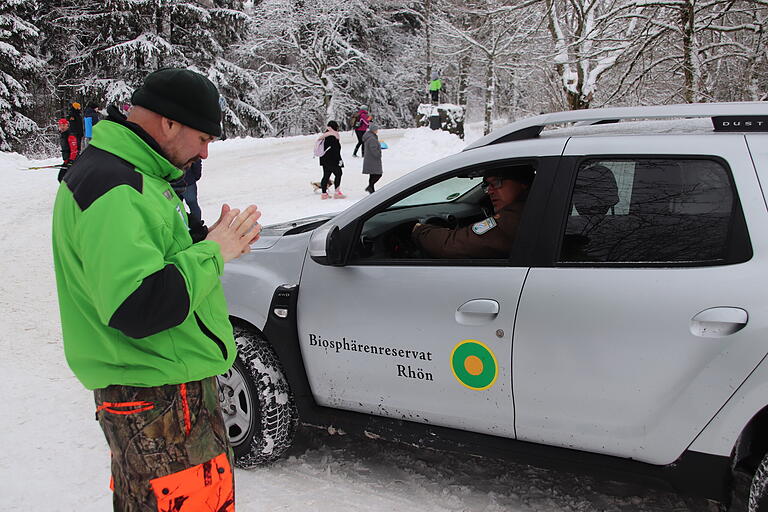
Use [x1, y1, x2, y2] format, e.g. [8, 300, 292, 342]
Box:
[559, 158, 740, 265]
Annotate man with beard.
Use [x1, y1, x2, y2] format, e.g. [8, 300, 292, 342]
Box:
[51, 68, 262, 511]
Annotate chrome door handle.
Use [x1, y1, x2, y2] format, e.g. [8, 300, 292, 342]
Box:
[690, 307, 748, 338]
[456, 299, 499, 326]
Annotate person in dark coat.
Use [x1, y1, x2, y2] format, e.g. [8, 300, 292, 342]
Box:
[183, 159, 203, 222]
[362, 124, 382, 193]
[67, 102, 84, 151]
[411, 166, 535, 258]
[83, 103, 101, 149]
[169, 158, 206, 242]
[318, 120, 344, 199]
[57, 118, 79, 182]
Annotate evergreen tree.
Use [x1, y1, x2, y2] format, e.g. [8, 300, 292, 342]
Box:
[42, 0, 258, 134]
[0, 0, 46, 152]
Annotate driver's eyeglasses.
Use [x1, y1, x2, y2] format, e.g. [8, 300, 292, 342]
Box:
[481, 177, 504, 193]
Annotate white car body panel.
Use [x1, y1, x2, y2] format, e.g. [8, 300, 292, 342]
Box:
[297, 259, 525, 437]
[747, 134, 768, 211]
[683, 133, 768, 456]
[222, 233, 311, 331]
[689, 354, 768, 456]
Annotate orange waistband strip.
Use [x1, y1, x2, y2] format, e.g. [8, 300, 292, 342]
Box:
[97, 401, 154, 415]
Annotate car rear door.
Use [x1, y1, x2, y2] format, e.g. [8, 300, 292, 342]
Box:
[512, 134, 768, 465]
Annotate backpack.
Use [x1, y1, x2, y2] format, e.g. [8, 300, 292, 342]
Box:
[313, 138, 328, 157]
[350, 112, 361, 129]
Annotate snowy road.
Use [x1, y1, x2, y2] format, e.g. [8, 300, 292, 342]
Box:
[0, 128, 711, 511]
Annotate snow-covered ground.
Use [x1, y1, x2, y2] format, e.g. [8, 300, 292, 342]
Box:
[0, 126, 707, 511]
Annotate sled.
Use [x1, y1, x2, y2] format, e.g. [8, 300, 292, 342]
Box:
[21, 164, 65, 170]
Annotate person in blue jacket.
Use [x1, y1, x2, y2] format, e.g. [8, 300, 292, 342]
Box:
[82, 103, 101, 149]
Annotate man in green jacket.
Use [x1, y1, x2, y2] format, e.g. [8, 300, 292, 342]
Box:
[52, 68, 260, 511]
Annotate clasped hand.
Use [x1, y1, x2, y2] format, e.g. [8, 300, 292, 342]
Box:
[206, 204, 262, 262]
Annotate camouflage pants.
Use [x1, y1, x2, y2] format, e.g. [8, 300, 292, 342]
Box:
[93, 376, 235, 512]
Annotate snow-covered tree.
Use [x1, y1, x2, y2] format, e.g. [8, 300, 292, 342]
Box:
[246, 0, 377, 134]
[437, 0, 541, 133]
[642, 0, 768, 103]
[596, 0, 768, 105]
[543, 0, 648, 110]
[361, 0, 426, 128]
[244, 0, 424, 135]
[4, 0, 768, 157]
[0, 0, 45, 152]
[39, 0, 258, 134]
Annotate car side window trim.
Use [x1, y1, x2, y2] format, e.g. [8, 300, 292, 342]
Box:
[551, 154, 752, 268]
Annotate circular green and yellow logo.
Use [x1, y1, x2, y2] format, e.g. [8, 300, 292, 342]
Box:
[450, 340, 498, 390]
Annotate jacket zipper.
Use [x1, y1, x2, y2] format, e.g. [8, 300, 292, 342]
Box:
[194, 312, 228, 360]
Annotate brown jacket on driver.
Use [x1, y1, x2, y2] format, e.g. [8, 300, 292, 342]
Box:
[411, 201, 525, 259]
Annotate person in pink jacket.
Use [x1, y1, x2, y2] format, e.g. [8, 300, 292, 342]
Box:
[351, 105, 371, 157]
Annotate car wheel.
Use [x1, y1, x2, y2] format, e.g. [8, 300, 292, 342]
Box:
[750, 452, 768, 511]
[216, 326, 298, 468]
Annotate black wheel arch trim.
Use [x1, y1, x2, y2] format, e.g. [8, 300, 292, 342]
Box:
[231, 284, 317, 416]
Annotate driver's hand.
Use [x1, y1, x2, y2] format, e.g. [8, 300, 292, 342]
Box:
[412, 222, 422, 233]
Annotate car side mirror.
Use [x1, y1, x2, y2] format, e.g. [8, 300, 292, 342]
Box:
[309, 225, 345, 266]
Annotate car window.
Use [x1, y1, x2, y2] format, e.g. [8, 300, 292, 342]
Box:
[390, 176, 481, 208]
[559, 158, 737, 265]
[348, 159, 542, 265]
[350, 174, 490, 262]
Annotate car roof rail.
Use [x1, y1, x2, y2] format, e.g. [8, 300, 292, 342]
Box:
[463, 102, 768, 151]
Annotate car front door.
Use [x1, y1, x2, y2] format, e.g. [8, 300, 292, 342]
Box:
[512, 134, 768, 464]
[295, 156, 558, 437]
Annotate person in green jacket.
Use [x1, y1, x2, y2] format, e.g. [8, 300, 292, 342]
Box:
[51, 68, 261, 511]
[429, 71, 443, 104]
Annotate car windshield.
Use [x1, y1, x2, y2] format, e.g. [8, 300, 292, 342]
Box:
[390, 176, 481, 208]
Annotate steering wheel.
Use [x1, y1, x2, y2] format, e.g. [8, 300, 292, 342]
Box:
[385, 221, 423, 258]
[419, 215, 455, 229]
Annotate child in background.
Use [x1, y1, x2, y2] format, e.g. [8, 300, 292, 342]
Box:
[57, 118, 78, 182]
[318, 121, 345, 199]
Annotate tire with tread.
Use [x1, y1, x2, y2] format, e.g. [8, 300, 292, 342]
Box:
[750, 452, 768, 512]
[217, 325, 298, 468]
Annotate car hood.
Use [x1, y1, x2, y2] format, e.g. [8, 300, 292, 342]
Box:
[251, 214, 336, 250]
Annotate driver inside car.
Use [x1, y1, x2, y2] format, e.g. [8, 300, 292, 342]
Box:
[410, 166, 535, 258]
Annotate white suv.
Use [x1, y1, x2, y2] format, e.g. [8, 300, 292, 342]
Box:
[218, 102, 768, 511]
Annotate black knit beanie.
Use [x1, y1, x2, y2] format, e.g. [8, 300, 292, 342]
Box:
[131, 68, 222, 137]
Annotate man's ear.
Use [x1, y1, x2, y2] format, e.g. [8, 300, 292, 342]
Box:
[159, 117, 182, 138]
